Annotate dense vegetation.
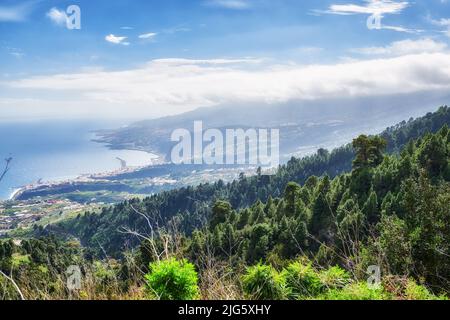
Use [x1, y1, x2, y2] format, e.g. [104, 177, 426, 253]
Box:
[1, 106, 449, 300]
[61, 106, 450, 256]
[188, 126, 450, 294]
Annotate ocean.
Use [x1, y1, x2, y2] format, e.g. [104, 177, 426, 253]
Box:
[0, 119, 156, 200]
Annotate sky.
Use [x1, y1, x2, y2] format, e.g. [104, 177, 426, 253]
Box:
[0, 0, 450, 121]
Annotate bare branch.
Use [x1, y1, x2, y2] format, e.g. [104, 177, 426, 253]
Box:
[0, 270, 25, 300]
[0, 157, 12, 183]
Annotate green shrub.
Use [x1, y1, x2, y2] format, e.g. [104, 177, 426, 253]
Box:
[242, 263, 287, 300]
[404, 280, 448, 300]
[322, 282, 387, 300]
[145, 258, 199, 300]
[319, 266, 352, 291]
[94, 261, 116, 283]
[11, 253, 30, 268]
[283, 261, 323, 299]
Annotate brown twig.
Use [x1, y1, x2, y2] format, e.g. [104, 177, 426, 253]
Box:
[0, 270, 25, 300]
[0, 157, 12, 183]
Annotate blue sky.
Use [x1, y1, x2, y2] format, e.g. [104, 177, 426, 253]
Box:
[0, 0, 450, 120]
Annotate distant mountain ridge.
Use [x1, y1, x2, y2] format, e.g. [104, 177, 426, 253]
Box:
[95, 93, 446, 161]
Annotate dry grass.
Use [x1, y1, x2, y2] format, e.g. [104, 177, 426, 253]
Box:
[199, 260, 242, 300]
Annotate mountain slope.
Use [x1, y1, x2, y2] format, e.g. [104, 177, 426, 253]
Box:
[189, 125, 450, 291]
[58, 106, 450, 255]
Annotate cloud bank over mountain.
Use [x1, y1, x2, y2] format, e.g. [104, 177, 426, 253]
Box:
[2, 49, 450, 120]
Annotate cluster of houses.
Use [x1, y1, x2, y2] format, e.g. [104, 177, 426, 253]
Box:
[0, 199, 80, 237]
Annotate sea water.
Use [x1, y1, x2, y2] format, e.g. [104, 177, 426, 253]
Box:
[0, 119, 156, 200]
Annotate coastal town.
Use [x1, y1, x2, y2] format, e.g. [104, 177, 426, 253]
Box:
[0, 197, 100, 237]
[0, 159, 267, 239]
[9, 162, 151, 201]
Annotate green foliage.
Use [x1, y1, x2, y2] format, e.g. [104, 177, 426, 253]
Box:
[283, 182, 302, 217]
[283, 261, 323, 299]
[417, 133, 448, 178]
[363, 190, 379, 224]
[322, 282, 387, 300]
[404, 280, 447, 300]
[376, 215, 413, 275]
[242, 264, 287, 300]
[319, 266, 352, 291]
[9, 106, 450, 300]
[352, 135, 387, 170]
[63, 107, 450, 257]
[145, 258, 199, 300]
[310, 177, 333, 239]
[246, 223, 272, 262]
[0, 237, 87, 300]
[11, 253, 30, 268]
[210, 200, 233, 228]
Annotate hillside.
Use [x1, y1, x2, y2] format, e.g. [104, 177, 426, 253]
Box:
[188, 124, 450, 293]
[58, 106, 450, 255]
[2, 114, 449, 300]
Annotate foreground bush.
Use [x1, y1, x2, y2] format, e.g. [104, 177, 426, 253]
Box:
[283, 261, 323, 299]
[242, 264, 287, 300]
[145, 258, 199, 300]
[321, 282, 387, 300]
[319, 266, 352, 291]
[404, 280, 448, 300]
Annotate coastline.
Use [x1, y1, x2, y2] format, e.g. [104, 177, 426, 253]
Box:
[9, 188, 22, 201]
[7, 163, 152, 202]
[5, 150, 165, 202]
[0, 120, 167, 202]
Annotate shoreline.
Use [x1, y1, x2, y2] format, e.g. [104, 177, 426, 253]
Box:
[0, 118, 167, 202]
[5, 151, 166, 202]
[7, 163, 152, 202]
[9, 188, 22, 201]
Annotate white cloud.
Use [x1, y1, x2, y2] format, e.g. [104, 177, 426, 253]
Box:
[0, 1, 36, 22]
[150, 58, 264, 65]
[352, 38, 448, 56]
[380, 25, 422, 33]
[105, 34, 130, 46]
[428, 16, 450, 38]
[3, 53, 450, 119]
[163, 26, 191, 34]
[433, 18, 450, 27]
[321, 1, 417, 33]
[204, 0, 251, 10]
[46, 7, 67, 26]
[328, 0, 409, 15]
[138, 32, 157, 39]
